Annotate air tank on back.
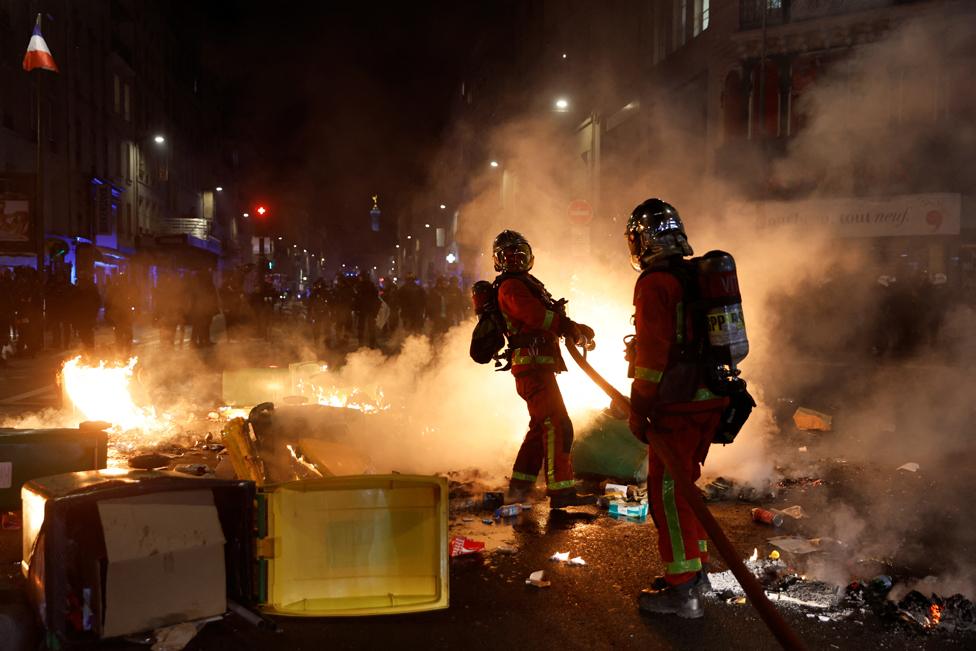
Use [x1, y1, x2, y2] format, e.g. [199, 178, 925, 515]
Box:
[696, 251, 749, 371]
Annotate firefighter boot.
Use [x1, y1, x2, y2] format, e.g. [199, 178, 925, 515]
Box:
[649, 571, 712, 595]
[548, 491, 598, 509]
[638, 578, 704, 619]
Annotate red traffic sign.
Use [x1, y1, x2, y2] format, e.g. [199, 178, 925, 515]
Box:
[568, 199, 593, 225]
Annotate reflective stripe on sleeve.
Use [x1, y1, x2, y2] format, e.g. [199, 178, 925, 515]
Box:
[542, 310, 555, 330]
[512, 471, 537, 482]
[634, 366, 663, 383]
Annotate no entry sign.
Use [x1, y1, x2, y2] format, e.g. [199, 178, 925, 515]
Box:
[568, 199, 593, 225]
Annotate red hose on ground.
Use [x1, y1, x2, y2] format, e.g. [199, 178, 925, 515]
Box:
[565, 343, 806, 650]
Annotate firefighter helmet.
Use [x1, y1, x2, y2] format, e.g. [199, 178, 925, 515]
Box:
[492, 230, 534, 273]
[625, 198, 693, 270]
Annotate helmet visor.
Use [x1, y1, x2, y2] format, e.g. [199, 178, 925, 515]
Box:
[494, 242, 533, 272]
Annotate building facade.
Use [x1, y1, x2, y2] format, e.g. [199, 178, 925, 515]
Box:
[0, 0, 245, 289]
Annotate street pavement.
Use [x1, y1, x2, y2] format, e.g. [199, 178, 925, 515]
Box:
[1, 331, 975, 649]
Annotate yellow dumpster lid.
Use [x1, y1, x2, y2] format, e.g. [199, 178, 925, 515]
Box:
[257, 474, 449, 616]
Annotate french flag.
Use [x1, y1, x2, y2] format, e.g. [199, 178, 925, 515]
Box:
[23, 14, 59, 73]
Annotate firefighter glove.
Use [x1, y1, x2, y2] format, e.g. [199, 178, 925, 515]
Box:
[563, 319, 596, 351]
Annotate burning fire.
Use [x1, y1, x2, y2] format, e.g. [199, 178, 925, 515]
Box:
[61, 356, 163, 432]
[928, 603, 943, 628]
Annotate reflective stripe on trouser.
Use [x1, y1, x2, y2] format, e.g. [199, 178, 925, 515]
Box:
[511, 370, 576, 493]
[647, 408, 724, 585]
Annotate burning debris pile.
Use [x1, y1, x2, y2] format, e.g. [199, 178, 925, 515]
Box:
[706, 546, 976, 636]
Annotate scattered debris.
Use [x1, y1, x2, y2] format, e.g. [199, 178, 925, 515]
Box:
[525, 570, 550, 588]
[778, 505, 806, 520]
[793, 407, 833, 431]
[550, 551, 570, 562]
[604, 483, 628, 499]
[769, 550, 780, 560]
[897, 462, 920, 473]
[481, 519, 494, 525]
[767, 536, 828, 555]
[151, 621, 203, 651]
[174, 464, 211, 476]
[568, 556, 587, 566]
[482, 492, 504, 512]
[702, 476, 776, 503]
[751, 507, 784, 527]
[494, 545, 517, 555]
[609, 501, 648, 519]
[494, 504, 522, 518]
[798, 446, 808, 453]
[449, 536, 485, 557]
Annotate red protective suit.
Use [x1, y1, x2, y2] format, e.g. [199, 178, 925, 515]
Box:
[497, 275, 577, 495]
[630, 267, 728, 586]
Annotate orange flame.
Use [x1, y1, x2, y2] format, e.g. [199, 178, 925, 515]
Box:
[929, 603, 942, 628]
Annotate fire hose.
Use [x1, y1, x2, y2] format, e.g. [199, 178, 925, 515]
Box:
[565, 341, 806, 651]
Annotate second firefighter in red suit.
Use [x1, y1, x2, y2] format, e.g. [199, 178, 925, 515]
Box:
[491, 230, 598, 509]
[625, 199, 729, 619]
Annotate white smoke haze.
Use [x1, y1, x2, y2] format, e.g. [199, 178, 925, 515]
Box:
[1, 11, 973, 600]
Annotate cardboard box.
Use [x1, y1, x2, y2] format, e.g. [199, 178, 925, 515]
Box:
[21, 471, 254, 645]
[97, 490, 226, 637]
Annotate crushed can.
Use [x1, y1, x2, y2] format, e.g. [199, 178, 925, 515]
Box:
[751, 507, 784, 527]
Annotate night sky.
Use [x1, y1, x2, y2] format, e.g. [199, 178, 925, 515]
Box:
[195, 1, 486, 262]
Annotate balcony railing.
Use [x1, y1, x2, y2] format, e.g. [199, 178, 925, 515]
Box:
[158, 217, 210, 240]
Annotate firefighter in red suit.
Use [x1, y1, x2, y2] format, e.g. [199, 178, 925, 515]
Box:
[493, 230, 598, 509]
[625, 199, 729, 618]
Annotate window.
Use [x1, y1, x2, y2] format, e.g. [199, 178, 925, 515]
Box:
[695, 0, 710, 35]
[113, 74, 120, 114]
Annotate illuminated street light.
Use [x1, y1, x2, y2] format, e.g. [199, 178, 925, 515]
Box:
[215, 186, 223, 192]
[242, 212, 249, 218]
[561, 53, 567, 59]
[153, 134, 165, 144]
[395, 244, 400, 248]
[425, 224, 430, 228]
[446, 253, 457, 264]
[439, 204, 446, 210]
[554, 97, 569, 112]
[277, 237, 282, 240]
[489, 160, 499, 168]
[407, 235, 412, 240]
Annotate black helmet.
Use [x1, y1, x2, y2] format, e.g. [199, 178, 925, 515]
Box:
[492, 230, 534, 273]
[625, 198, 693, 270]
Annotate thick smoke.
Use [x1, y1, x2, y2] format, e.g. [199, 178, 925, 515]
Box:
[2, 11, 973, 598]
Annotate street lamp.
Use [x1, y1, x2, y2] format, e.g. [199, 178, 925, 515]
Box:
[424, 223, 430, 228]
[490, 160, 499, 168]
[153, 134, 165, 144]
[439, 204, 446, 210]
[554, 97, 570, 112]
[406, 235, 412, 240]
[446, 253, 457, 264]
[242, 212, 249, 218]
[215, 186, 223, 192]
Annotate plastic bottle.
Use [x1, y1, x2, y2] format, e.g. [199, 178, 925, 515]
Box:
[494, 504, 521, 518]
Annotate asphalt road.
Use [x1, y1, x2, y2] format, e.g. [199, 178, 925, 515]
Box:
[2, 332, 975, 649]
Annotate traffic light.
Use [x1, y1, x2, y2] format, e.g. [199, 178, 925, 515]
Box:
[256, 205, 267, 216]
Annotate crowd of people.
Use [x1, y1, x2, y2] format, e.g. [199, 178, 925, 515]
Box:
[305, 272, 468, 349]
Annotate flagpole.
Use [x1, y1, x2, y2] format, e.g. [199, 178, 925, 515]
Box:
[35, 69, 44, 275]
